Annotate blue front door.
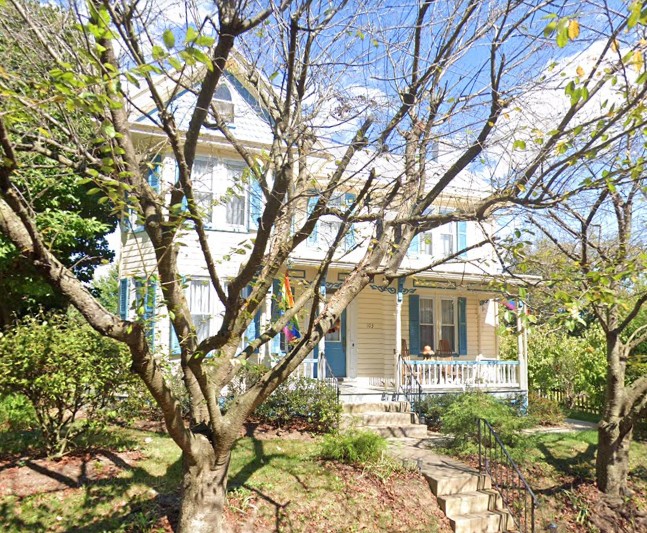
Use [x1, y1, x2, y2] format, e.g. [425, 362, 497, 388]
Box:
[325, 310, 346, 378]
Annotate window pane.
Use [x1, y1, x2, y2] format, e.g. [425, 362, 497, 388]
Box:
[421, 232, 433, 255]
[420, 325, 434, 349]
[193, 160, 213, 190]
[195, 191, 213, 221]
[420, 298, 434, 324]
[442, 233, 454, 255]
[441, 300, 454, 324]
[441, 326, 455, 352]
[226, 194, 245, 226]
[189, 280, 210, 314]
[192, 314, 210, 342]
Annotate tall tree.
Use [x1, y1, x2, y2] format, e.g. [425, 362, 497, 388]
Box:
[2, 0, 647, 530]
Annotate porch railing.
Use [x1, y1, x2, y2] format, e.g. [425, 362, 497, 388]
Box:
[406, 360, 519, 389]
[478, 418, 537, 533]
[294, 353, 340, 400]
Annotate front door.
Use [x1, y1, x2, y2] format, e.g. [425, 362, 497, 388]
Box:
[325, 310, 346, 378]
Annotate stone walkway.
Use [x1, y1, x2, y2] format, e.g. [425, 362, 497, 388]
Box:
[385, 418, 598, 532]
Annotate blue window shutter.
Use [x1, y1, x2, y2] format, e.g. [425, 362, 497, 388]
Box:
[457, 221, 467, 258]
[307, 195, 318, 246]
[119, 278, 129, 319]
[243, 284, 261, 352]
[344, 193, 356, 251]
[249, 178, 262, 230]
[169, 320, 181, 356]
[270, 279, 282, 354]
[407, 233, 420, 257]
[458, 297, 467, 355]
[147, 156, 162, 192]
[408, 295, 420, 355]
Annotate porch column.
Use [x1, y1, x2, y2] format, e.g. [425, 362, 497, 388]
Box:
[517, 301, 528, 390]
[395, 278, 404, 389]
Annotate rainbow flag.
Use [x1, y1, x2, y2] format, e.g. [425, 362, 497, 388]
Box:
[281, 273, 301, 342]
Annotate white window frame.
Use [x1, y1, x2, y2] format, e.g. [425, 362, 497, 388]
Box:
[439, 298, 457, 353]
[187, 278, 212, 343]
[419, 297, 435, 350]
[440, 224, 455, 256]
[192, 157, 216, 228]
[419, 231, 433, 256]
[220, 162, 248, 232]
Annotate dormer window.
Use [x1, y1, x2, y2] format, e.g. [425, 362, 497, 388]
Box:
[213, 83, 234, 123]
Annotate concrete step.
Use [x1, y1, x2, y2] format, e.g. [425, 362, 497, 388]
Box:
[449, 510, 509, 533]
[438, 489, 502, 516]
[342, 401, 410, 414]
[370, 425, 429, 439]
[341, 411, 417, 428]
[424, 470, 492, 496]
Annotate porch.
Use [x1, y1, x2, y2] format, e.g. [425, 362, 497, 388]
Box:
[294, 355, 521, 393]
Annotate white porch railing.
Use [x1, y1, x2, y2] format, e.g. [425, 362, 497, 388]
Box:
[403, 360, 520, 390]
[293, 353, 328, 380]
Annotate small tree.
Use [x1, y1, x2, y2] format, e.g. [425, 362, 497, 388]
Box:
[520, 168, 647, 500]
[0, 311, 132, 455]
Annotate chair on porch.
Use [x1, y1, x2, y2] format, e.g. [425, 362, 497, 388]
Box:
[401, 338, 410, 360]
[437, 338, 453, 358]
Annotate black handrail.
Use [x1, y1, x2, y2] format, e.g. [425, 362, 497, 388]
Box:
[319, 352, 340, 403]
[399, 355, 423, 418]
[478, 418, 538, 533]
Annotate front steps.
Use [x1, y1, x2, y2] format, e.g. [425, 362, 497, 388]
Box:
[340, 401, 428, 439]
[390, 439, 514, 532]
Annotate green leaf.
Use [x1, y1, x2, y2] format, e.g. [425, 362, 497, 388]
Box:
[185, 26, 198, 44]
[628, 1, 641, 28]
[513, 139, 526, 150]
[152, 45, 165, 61]
[163, 29, 175, 49]
[194, 35, 215, 47]
[168, 56, 182, 71]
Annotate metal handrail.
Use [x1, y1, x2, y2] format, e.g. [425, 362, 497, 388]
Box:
[398, 355, 423, 417]
[478, 418, 538, 533]
[318, 351, 340, 403]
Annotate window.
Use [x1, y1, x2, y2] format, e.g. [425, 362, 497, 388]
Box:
[419, 297, 435, 349]
[188, 279, 211, 342]
[224, 164, 247, 229]
[213, 83, 234, 123]
[420, 231, 433, 255]
[440, 299, 456, 352]
[307, 192, 355, 251]
[441, 224, 454, 256]
[193, 158, 215, 224]
[409, 295, 466, 356]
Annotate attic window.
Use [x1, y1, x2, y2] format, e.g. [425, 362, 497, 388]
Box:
[213, 83, 234, 123]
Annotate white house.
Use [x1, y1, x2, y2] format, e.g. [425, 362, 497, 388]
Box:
[118, 64, 529, 400]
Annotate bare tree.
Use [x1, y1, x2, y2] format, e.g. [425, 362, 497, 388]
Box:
[2, 0, 647, 530]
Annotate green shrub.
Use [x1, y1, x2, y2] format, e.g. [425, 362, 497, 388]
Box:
[0, 393, 36, 431]
[527, 392, 565, 426]
[227, 364, 341, 433]
[320, 429, 387, 465]
[0, 311, 134, 455]
[416, 393, 461, 430]
[441, 391, 531, 450]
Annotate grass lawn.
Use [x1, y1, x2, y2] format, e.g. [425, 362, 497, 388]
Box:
[0, 426, 451, 532]
[524, 430, 647, 532]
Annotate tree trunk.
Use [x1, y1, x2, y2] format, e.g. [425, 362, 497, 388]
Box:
[177, 450, 231, 533]
[596, 419, 633, 499]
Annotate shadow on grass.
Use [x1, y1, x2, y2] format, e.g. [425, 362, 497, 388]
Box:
[531, 433, 597, 496]
[0, 440, 183, 532]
